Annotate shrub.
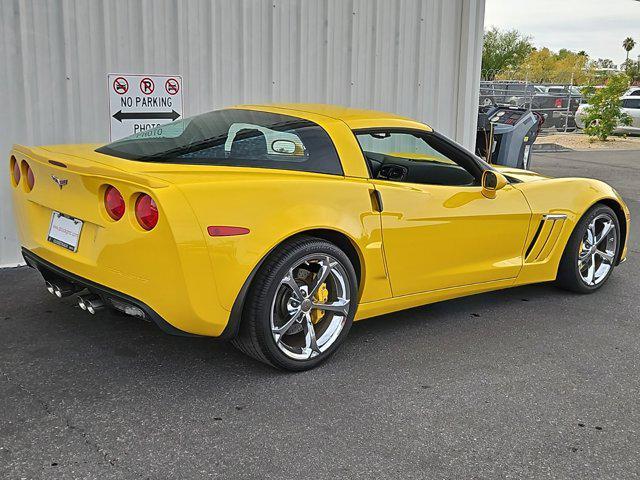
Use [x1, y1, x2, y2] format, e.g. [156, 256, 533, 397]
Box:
[580, 74, 632, 141]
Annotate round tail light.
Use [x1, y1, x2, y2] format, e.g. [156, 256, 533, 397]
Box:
[10, 156, 20, 186]
[23, 161, 35, 191]
[104, 186, 125, 220]
[135, 194, 158, 230]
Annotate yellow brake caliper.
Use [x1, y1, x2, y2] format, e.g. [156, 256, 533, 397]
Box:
[311, 282, 329, 324]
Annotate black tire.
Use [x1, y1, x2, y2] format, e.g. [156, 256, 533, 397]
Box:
[556, 204, 620, 293]
[231, 236, 358, 371]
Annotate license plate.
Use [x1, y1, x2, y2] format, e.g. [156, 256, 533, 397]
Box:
[47, 211, 83, 252]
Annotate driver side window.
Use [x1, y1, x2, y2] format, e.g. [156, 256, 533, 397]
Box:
[355, 131, 478, 186]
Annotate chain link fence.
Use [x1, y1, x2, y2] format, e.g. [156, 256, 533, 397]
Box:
[479, 69, 583, 134]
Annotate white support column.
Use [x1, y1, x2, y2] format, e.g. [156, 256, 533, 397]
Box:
[455, 0, 486, 151]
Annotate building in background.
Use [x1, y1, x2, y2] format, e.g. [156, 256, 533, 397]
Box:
[0, 0, 485, 267]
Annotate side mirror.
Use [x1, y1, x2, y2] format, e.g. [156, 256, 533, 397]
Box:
[481, 170, 508, 199]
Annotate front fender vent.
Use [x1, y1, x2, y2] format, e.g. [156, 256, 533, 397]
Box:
[525, 214, 567, 263]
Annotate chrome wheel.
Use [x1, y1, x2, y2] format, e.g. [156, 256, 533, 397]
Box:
[578, 213, 617, 286]
[270, 254, 351, 361]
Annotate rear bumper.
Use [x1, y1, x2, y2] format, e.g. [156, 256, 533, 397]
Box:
[10, 144, 233, 337]
[22, 248, 199, 337]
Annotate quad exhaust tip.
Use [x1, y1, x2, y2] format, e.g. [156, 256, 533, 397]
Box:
[45, 280, 74, 298]
[43, 280, 107, 316]
[77, 295, 105, 314]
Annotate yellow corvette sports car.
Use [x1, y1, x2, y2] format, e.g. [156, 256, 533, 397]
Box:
[10, 104, 630, 370]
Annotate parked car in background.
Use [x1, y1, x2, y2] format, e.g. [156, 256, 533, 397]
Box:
[479, 81, 542, 107]
[546, 85, 582, 96]
[576, 96, 640, 134]
[623, 87, 640, 96]
[530, 86, 582, 131]
[479, 82, 582, 131]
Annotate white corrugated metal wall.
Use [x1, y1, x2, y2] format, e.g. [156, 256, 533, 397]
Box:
[0, 0, 485, 267]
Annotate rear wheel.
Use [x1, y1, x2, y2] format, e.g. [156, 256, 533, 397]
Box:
[232, 237, 357, 371]
[556, 204, 620, 293]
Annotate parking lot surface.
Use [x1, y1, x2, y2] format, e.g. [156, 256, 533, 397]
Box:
[1, 150, 638, 479]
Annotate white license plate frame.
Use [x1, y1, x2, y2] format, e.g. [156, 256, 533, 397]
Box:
[47, 211, 83, 252]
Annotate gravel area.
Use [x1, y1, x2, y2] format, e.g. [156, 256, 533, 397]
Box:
[537, 132, 640, 151]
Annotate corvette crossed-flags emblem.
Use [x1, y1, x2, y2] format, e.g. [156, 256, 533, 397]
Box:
[51, 175, 68, 189]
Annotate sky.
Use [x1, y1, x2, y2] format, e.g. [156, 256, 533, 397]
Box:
[484, 0, 640, 66]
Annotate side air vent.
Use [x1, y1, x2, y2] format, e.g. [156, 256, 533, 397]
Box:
[524, 214, 567, 263]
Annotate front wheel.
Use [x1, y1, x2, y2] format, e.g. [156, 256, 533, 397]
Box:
[232, 237, 357, 371]
[556, 204, 620, 293]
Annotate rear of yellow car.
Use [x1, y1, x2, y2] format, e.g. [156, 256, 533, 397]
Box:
[9, 144, 229, 336]
[7, 106, 388, 351]
[8, 106, 396, 371]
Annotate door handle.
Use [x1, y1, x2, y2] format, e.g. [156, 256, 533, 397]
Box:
[370, 189, 383, 212]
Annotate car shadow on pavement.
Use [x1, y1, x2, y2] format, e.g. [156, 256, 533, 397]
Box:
[0, 263, 587, 382]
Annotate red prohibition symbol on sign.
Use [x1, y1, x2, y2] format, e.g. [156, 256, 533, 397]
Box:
[140, 77, 155, 95]
[165, 78, 180, 95]
[113, 77, 129, 95]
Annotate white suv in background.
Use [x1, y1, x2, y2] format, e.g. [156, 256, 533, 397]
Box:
[576, 94, 640, 134]
[623, 87, 640, 97]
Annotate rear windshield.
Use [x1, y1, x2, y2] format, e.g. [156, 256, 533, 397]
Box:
[96, 109, 343, 175]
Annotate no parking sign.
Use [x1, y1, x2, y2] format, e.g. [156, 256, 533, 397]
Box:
[108, 73, 183, 141]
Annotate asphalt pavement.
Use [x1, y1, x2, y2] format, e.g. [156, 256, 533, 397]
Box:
[1, 149, 638, 479]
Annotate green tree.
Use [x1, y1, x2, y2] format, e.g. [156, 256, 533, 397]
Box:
[581, 74, 632, 141]
[499, 48, 591, 84]
[594, 58, 616, 69]
[623, 37, 636, 63]
[481, 27, 533, 79]
[622, 59, 640, 83]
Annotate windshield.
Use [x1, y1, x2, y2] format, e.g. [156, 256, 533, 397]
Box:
[96, 109, 343, 175]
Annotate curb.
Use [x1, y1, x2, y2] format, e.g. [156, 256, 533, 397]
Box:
[532, 143, 574, 153]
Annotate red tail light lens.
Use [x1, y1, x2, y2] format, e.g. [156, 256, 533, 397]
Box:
[104, 186, 125, 220]
[10, 156, 20, 186]
[554, 98, 563, 108]
[23, 161, 35, 191]
[135, 194, 158, 230]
